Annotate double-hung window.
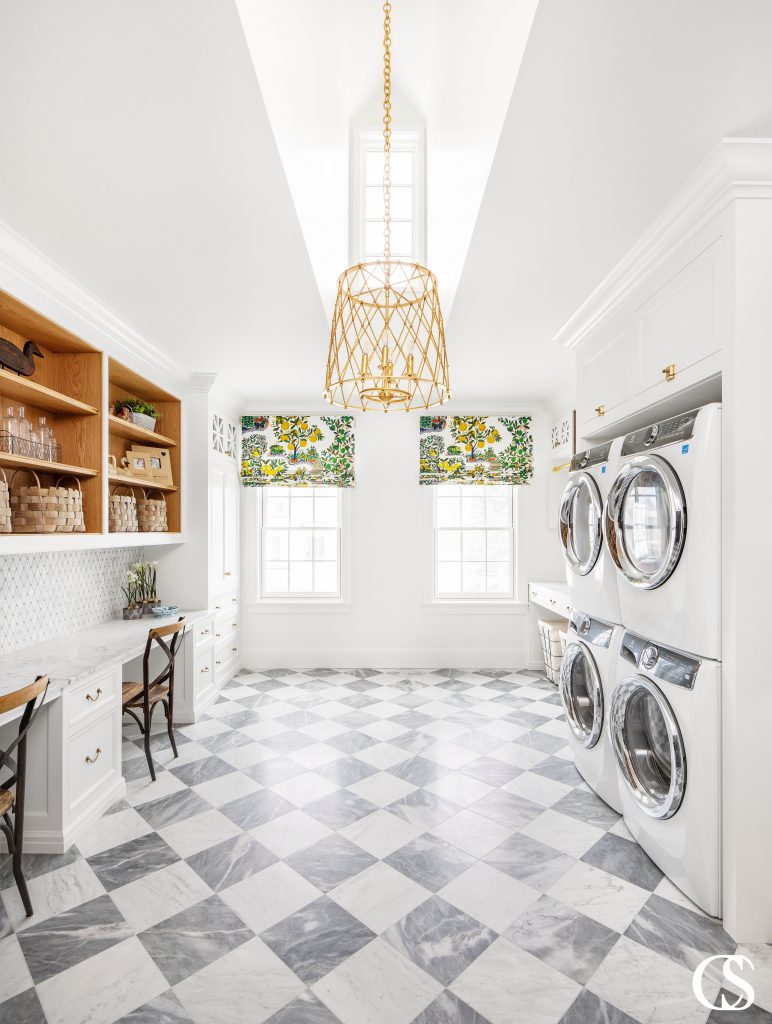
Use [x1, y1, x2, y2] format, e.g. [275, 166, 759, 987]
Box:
[433, 484, 516, 599]
[260, 487, 342, 598]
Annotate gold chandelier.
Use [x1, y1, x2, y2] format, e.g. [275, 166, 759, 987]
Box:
[324, 0, 451, 411]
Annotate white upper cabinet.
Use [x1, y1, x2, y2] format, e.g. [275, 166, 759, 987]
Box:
[224, 470, 240, 585]
[209, 461, 226, 585]
[576, 325, 638, 429]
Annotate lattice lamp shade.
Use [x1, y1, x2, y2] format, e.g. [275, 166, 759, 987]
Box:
[325, 260, 451, 411]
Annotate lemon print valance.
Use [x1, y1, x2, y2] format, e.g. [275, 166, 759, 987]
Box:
[419, 415, 533, 485]
[241, 415, 355, 487]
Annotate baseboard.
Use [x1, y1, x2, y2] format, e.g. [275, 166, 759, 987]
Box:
[241, 648, 529, 670]
[24, 775, 126, 854]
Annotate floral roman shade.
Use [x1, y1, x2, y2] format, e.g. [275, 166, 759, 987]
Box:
[419, 415, 533, 485]
[241, 415, 355, 487]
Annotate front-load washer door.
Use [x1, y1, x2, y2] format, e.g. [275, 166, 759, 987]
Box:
[605, 455, 686, 590]
[560, 473, 602, 577]
[609, 675, 686, 819]
[560, 640, 604, 748]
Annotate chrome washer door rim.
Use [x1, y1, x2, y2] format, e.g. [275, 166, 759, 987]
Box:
[559, 640, 603, 748]
[604, 455, 686, 590]
[559, 473, 602, 577]
[609, 674, 686, 819]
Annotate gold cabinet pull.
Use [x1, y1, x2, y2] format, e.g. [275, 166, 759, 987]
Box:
[595, 404, 605, 417]
[200, 666, 209, 674]
[216, 660, 222, 666]
[215, 605, 222, 611]
[232, 647, 238, 653]
[662, 363, 676, 382]
[216, 633, 221, 639]
[85, 748, 102, 765]
[85, 688, 102, 702]
[232, 623, 238, 629]
[232, 598, 237, 604]
[200, 628, 210, 636]
[224, 571, 232, 577]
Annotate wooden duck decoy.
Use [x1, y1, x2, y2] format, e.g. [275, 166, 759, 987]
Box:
[0, 338, 44, 377]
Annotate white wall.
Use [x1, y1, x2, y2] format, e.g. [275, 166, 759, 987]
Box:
[241, 408, 562, 669]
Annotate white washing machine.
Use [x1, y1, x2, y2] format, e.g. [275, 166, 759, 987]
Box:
[559, 439, 622, 624]
[609, 630, 721, 917]
[604, 403, 721, 659]
[559, 609, 622, 813]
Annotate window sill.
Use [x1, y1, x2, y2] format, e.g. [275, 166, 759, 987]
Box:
[422, 601, 528, 616]
[247, 600, 352, 615]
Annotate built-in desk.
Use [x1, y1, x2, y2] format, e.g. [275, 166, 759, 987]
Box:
[0, 609, 218, 854]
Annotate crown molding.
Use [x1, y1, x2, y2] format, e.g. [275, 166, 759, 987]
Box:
[0, 218, 187, 389]
[554, 138, 772, 351]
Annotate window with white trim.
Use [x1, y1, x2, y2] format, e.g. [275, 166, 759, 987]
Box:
[260, 487, 341, 598]
[353, 129, 423, 263]
[433, 485, 516, 599]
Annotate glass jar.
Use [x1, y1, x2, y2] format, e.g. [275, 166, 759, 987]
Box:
[1, 404, 16, 453]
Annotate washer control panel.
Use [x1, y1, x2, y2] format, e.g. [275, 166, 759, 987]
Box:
[570, 441, 613, 472]
[620, 631, 700, 689]
[569, 609, 613, 648]
[621, 409, 699, 456]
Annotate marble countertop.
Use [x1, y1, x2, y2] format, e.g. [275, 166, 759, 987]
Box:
[0, 609, 209, 701]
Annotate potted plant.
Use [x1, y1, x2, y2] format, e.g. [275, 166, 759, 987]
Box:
[121, 568, 142, 619]
[133, 560, 161, 615]
[116, 398, 160, 433]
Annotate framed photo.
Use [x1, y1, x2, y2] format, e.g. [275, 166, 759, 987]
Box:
[127, 446, 174, 485]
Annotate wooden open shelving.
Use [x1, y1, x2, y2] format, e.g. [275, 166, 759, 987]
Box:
[0, 288, 185, 545]
[108, 358, 181, 533]
[0, 452, 98, 478]
[0, 289, 103, 534]
[107, 414, 177, 448]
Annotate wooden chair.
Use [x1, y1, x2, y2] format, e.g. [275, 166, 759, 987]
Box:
[0, 674, 49, 917]
[122, 618, 186, 782]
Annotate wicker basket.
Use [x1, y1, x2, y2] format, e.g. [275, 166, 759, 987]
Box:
[0, 467, 10, 533]
[109, 483, 138, 533]
[538, 617, 569, 684]
[137, 487, 168, 532]
[10, 470, 86, 534]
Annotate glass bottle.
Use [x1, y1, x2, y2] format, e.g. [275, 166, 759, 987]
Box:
[1, 403, 16, 453]
[37, 416, 53, 461]
[15, 405, 31, 458]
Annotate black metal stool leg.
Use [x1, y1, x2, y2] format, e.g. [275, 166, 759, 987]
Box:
[143, 702, 156, 782]
[162, 698, 178, 759]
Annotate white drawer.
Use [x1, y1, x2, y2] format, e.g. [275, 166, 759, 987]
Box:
[214, 609, 238, 645]
[215, 635, 239, 673]
[194, 616, 215, 649]
[68, 710, 120, 813]
[194, 644, 214, 684]
[67, 669, 120, 731]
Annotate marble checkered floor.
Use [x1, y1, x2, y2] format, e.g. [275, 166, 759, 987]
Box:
[1, 668, 769, 1024]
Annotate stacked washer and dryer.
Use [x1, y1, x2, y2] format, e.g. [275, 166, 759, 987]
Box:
[559, 404, 722, 917]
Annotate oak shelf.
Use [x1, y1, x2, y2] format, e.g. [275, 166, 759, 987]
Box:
[0, 452, 98, 478]
[108, 415, 177, 447]
[0, 368, 99, 416]
[108, 473, 178, 493]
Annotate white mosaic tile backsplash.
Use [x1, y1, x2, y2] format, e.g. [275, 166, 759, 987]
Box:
[0, 548, 144, 653]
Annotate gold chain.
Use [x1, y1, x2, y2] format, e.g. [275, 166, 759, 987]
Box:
[382, 0, 392, 260]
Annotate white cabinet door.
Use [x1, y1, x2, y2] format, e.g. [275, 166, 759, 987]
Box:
[576, 325, 638, 430]
[224, 470, 240, 585]
[637, 254, 718, 392]
[210, 461, 226, 585]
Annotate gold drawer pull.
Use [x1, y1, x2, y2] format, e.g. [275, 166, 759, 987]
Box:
[200, 628, 210, 636]
[594, 404, 605, 417]
[85, 688, 103, 702]
[232, 598, 237, 604]
[232, 647, 238, 653]
[215, 605, 222, 611]
[662, 363, 676, 382]
[216, 633, 221, 639]
[201, 666, 209, 674]
[224, 571, 232, 577]
[232, 623, 238, 628]
[85, 748, 102, 765]
[216, 660, 222, 666]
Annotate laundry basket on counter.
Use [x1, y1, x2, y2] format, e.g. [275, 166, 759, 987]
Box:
[538, 617, 569, 684]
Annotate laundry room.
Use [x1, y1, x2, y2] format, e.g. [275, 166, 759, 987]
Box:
[0, 2, 771, 1023]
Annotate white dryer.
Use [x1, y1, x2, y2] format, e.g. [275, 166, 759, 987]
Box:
[609, 630, 721, 917]
[604, 404, 721, 659]
[559, 440, 622, 624]
[559, 609, 621, 813]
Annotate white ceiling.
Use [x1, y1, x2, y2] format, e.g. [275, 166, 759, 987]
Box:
[234, 0, 538, 318]
[1, 1, 772, 405]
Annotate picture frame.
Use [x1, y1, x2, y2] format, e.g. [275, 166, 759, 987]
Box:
[127, 445, 174, 485]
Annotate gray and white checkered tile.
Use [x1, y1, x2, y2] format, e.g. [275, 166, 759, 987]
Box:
[0, 669, 765, 1024]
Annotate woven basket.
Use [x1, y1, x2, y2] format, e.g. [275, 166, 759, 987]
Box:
[10, 471, 86, 534]
[0, 467, 11, 533]
[109, 483, 138, 533]
[137, 487, 168, 532]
